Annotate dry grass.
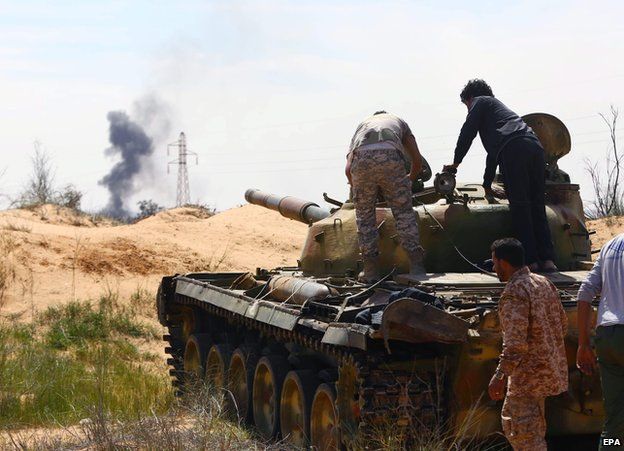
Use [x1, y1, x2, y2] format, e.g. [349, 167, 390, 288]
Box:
[352, 400, 505, 451]
[0, 263, 15, 312]
[2, 384, 289, 451]
[0, 232, 17, 311]
[1, 222, 32, 234]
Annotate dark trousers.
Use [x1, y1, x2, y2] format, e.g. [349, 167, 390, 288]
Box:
[499, 137, 555, 265]
[596, 325, 624, 450]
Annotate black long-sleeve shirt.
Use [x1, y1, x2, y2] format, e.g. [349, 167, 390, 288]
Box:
[453, 96, 536, 188]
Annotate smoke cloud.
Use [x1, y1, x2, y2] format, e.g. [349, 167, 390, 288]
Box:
[99, 111, 154, 218]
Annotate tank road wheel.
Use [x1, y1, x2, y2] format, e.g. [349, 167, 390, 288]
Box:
[183, 333, 211, 384]
[280, 370, 319, 447]
[310, 383, 339, 451]
[226, 346, 258, 422]
[252, 355, 289, 438]
[205, 344, 233, 391]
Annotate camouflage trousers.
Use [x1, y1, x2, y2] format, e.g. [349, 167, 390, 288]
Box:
[501, 395, 547, 451]
[350, 147, 420, 258]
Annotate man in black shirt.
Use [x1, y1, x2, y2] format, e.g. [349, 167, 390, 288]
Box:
[443, 79, 557, 272]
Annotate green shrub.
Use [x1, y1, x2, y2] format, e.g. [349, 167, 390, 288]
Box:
[0, 333, 172, 428]
[0, 300, 171, 429]
[40, 298, 157, 350]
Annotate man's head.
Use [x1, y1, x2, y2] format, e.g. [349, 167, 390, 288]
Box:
[460, 79, 494, 109]
[491, 238, 525, 282]
[373, 110, 387, 115]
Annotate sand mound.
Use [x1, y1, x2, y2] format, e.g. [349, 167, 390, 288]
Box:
[0, 204, 307, 318]
[0, 204, 117, 228]
[587, 216, 624, 251]
[140, 206, 215, 224]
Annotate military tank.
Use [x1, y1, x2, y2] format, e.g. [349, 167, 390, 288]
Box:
[156, 113, 603, 449]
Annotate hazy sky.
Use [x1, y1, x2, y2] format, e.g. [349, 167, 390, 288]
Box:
[1, 0, 624, 213]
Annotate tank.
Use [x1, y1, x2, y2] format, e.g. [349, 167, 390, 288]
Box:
[156, 113, 603, 449]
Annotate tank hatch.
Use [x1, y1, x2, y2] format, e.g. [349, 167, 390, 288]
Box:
[522, 112, 572, 164]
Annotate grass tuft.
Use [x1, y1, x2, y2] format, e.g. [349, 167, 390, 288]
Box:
[40, 296, 158, 351]
[1, 222, 32, 233]
[0, 290, 170, 432]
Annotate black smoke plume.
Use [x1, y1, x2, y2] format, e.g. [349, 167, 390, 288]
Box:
[99, 111, 154, 218]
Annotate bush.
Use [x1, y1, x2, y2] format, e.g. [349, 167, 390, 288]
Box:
[56, 184, 83, 210]
[40, 296, 158, 350]
[16, 145, 85, 212]
[0, 332, 172, 429]
[137, 199, 164, 219]
[17, 143, 56, 207]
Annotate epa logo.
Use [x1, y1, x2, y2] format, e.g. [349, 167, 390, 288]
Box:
[602, 438, 622, 446]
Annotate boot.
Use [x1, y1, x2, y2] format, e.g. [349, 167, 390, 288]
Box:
[408, 247, 426, 276]
[539, 260, 558, 273]
[358, 255, 380, 283]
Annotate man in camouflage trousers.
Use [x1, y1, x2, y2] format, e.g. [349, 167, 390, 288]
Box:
[345, 111, 425, 282]
[488, 238, 568, 450]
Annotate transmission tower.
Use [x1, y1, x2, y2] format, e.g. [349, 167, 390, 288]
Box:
[167, 132, 198, 207]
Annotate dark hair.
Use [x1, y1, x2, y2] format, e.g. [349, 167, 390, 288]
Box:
[373, 110, 387, 115]
[491, 238, 524, 268]
[460, 79, 494, 102]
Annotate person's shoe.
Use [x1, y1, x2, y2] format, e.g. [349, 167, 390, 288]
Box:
[539, 260, 559, 273]
[358, 256, 380, 283]
[408, 247, 426, 276]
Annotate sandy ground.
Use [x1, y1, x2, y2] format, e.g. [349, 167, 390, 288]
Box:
[587, 216, 624, 251]
[0, 204, 307, 319]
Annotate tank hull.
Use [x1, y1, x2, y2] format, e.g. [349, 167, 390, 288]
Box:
[158, 269, 603, 446]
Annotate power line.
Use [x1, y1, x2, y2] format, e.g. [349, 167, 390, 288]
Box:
[199, 120, 618, 160]
[167, 132, 198, 207]
[192, 72, 624, 137]
[210, 165, 340, 175]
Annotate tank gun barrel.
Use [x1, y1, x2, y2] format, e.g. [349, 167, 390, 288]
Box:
[245, 189, 331, 224]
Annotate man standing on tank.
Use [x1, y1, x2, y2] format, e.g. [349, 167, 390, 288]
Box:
[443, 79, 557, 272]
[345, 111, 425, 282]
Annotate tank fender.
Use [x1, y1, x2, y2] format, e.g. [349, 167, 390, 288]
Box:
[377, 298, 469, 352]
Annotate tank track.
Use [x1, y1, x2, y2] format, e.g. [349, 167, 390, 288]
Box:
[163, 293, 444, 446]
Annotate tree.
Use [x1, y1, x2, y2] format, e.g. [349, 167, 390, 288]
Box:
[585, 106, 624, 218]
[18, 141, 56, 207]
[16, 143, 84, 211]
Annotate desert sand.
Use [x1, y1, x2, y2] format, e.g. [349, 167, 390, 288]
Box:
[0, 204, 307, 319]
[587, 216, 624, 251]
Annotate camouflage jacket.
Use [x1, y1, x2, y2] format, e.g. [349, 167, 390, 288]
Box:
[496, 267, 568, 398]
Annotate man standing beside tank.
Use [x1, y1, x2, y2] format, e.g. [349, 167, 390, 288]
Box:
[488, 238, 568, 451]
[345, 111, 425, 282]
[577, 233, 624, 449]
[443, 79, 557, 272]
